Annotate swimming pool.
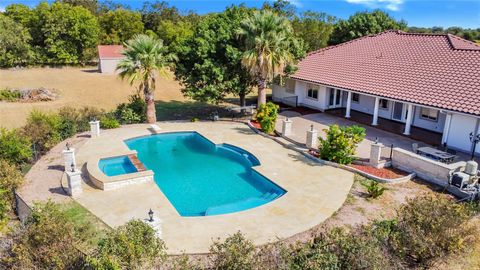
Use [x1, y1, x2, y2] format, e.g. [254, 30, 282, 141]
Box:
[124, 132, 286, 216]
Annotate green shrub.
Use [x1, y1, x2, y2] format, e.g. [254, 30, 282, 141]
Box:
[209, 231, 258, 270]
[0, 160, 19, 231]
[361, 180, 387, 199]
[286, 227, 392, 270]
[0, 89, 21, 101]
[87, 219, 166, 269]
[58, 106, 81, 139]
[2, 201, 85, 269]
[22, 110, 62, 154]
[256, 102, 279, 134]
[390, 195, 476, 267]
[0, 128, 32, 165]
[100, 114, 120, 129]
[126, 94, 147, 122]
[116, 106, 142, 124]
[115, 95, 147, 124]
[318, 125, 366, 164]
[77, 106, 104, 132]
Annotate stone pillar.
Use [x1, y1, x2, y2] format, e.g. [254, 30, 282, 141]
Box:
[345, 91, 352, 118]
[372, 97, 379, 126]
[403, 104, 414, 135]
[66, 169, 82, 197]
[369, 142, 384, 168]
[62, 146, 76, 172]
[89, 120, 100, 137]
[282, 118, 292, 137]
[306, 125, 318, 149]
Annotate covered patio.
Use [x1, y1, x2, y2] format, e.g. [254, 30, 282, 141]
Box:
[275, 109, 470, 162]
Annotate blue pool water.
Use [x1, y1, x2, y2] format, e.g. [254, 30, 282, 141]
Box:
[124, 132, 286, 216]
[99, 156, 137, 176]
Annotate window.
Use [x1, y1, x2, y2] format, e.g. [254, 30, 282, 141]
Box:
[307, 88, 318, 99]
[352, 93, 360, 103]
[420, 107, 438, 121]
[285, 79, 295, 93]
[307, 84, 319, 99]
[379, 99, 389, 109]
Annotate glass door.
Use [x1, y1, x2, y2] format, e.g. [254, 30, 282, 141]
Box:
[335, 90, 342, 106]
[328, 88, 335, 107]
[392, 102, 405, 122]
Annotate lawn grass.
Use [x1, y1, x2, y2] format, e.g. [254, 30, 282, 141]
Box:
[60, 200, 111, 253]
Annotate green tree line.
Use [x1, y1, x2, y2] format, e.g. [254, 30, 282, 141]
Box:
[1, 0, 478, 68]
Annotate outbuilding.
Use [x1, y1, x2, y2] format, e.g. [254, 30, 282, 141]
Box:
[98, 45, 124, 74]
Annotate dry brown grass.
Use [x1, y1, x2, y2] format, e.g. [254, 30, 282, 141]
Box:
[0, 67, 186, 129]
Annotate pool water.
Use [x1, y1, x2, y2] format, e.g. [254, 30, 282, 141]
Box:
[99, 156, 138, 176]
[125, 132, 286, 216]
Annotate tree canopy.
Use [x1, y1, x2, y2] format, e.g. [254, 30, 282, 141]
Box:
[238, 9, 305, 105]
[292, 11, 336, 51]
[175, 5, 255, 106]
[0, 14, 33, 67]
[99, 8, 144, 44]
[117, 34, 177, 123]
[330, 10, 408, 45]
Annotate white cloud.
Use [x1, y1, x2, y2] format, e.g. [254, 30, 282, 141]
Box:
[0, 6, 5, 12]
[345, 0, 404, 11]
[289, 0, 304, 8]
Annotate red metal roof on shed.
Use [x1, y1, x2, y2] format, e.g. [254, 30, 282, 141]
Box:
[292, 30, 480, 116]
[98, 45, 124, 59]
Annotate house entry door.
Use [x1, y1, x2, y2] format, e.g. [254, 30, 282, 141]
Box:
[392, 102, 406, 122]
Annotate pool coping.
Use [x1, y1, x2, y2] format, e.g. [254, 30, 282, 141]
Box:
[70, 122, 354, 254]
[87, 150, 154, 191]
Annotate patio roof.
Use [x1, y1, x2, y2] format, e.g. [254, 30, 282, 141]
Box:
[292, 30, 480, 116]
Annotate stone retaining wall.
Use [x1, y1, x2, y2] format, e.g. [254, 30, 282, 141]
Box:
[391, 147, 465, 187]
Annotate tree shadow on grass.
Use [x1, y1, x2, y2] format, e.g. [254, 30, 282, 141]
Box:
[155, 100, 231, 121]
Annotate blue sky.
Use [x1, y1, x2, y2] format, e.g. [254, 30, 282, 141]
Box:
[0, 0, 479, 28]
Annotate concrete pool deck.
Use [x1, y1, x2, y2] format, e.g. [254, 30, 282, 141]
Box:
[56, 121, 352, 254]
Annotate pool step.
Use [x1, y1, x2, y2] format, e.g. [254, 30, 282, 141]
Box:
[127, 154, 147, 172]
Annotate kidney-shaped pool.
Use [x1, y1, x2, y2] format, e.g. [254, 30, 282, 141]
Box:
[124, 132, 286, 216]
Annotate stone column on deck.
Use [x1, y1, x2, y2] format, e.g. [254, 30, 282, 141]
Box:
[282, 118, 292, 137]
[306, 125, 319, 149]
[90, 119, 100, 138]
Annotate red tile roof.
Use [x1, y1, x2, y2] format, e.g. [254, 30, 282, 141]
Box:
[97, 45, 124, 59]
[292, 30, 480, 116]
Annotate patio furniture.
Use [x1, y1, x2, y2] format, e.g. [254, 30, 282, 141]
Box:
[412, 143, 419, 153]
[227, 105, 257, 119]
[417, 146, 456, 164]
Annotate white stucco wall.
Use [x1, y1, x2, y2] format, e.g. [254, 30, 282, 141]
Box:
[99, 58, 122, 74]
[412, 108, 446, 133]
[271, 84, 291, 101]
[446, 113, 479, 152]
[299, 84, 328, 111]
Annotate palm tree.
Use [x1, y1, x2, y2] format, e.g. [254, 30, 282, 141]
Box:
[117, 34, 177, 123]
[238, 10, 295, 106]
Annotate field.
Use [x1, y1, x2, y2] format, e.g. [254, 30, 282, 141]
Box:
[0, 67, 187, 129]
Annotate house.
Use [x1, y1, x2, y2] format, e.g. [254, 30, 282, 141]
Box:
[273, 30, 480, 155]
[97, 45, 124, 74]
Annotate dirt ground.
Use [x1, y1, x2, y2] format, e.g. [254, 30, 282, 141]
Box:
[0, 67, 186, 129]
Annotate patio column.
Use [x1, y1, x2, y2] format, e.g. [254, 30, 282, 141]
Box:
[372, 97, 379, 126]
[403, 104, 414, 135]
[345, 91, 352, 118]
[442, 113, 452, 145]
